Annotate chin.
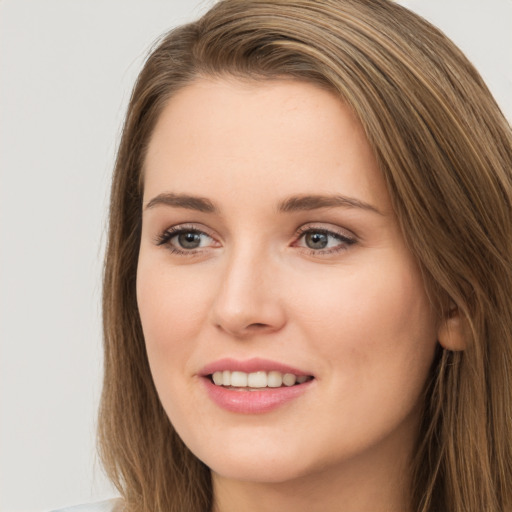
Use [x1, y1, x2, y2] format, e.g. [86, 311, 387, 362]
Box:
[190, 434, 322, 485]
[209, 457, 311, 484]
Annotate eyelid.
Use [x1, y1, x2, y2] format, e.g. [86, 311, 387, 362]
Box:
[295, 222, 356, 241]
[293, 223, 357, 254]
[154, 223, 221, 254]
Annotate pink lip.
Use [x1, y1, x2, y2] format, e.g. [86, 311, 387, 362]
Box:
[200, 357, 312, 377]
[199, 358, 315, 414]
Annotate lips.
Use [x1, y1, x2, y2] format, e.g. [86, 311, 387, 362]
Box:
[199, 358, 315, 414]
[200, 357, 313, 377]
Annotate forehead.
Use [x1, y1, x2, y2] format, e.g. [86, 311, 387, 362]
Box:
[143, 78, 392, 214]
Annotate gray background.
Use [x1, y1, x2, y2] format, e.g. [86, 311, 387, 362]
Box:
[1, 1, 510, 511]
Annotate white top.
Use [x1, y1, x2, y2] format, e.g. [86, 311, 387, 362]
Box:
[51, 499, 121, 512]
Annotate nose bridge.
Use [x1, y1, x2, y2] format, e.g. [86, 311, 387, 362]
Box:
[211, 238, 285, 336]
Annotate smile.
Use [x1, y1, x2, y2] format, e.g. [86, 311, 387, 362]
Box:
[211, 370, 313, 389]
[200, 359, 315, 414]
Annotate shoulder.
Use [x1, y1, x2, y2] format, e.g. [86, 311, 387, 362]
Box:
[50, 498, 122, 512]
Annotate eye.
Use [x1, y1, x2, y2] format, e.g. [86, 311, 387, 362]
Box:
[174, 231, 205, 249]
[303, 231, 332, 250]
[155, 225, 218, 254]
[294, 226, 356, 254]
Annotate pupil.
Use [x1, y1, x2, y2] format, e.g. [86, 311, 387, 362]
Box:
[178, 232, 201, 249]
[306, 232, 328, 249]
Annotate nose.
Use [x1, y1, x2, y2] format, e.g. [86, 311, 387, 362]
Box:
[210, 246, 286, 338]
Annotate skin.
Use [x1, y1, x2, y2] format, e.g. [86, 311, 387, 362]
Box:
[137, 78, 442, 512]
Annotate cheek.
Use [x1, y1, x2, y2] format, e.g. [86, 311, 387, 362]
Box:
[136, 258, 211, 363]
[289, 254, 438, 382]
[136, 258, 216, 431]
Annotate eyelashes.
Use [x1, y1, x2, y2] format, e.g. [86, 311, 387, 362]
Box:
[155, 225, 218, 254]
[154, 223, 357, 257]
[293, 225, 356, 255]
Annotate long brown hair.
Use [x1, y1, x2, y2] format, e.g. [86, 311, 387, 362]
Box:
[98, 1, 512, 510]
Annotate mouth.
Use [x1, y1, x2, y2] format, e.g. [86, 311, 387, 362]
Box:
[209, 370, 314, 390]
[200, 358, 315, 413]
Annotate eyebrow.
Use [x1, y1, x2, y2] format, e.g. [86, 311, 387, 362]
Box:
[144, 192, 381, 215]
[277, 194, 382, 215]
[145, 193, 218, 213]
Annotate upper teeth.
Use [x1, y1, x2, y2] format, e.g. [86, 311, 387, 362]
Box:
[211, 370, 310, 388]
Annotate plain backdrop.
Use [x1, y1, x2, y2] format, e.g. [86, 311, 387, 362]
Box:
[0, 1, 510, 511]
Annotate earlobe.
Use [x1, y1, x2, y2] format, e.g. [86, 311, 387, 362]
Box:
[437, 307, 466, 351]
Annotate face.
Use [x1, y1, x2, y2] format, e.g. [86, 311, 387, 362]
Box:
[137, 78, 440, 485]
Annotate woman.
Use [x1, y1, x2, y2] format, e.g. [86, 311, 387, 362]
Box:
[87, 0, 512, 511]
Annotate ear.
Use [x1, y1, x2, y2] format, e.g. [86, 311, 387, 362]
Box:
[438, 306, 466, 351]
